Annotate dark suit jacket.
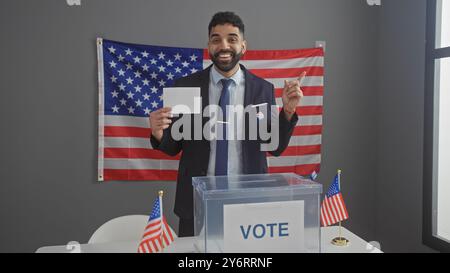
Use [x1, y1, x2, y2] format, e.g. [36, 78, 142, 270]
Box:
[150, 64, 298, 219]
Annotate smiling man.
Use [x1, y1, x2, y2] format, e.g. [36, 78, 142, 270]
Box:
[149, 11, 303, 237]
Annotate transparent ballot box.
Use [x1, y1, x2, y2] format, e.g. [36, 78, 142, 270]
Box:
[192, 173, 322, 253]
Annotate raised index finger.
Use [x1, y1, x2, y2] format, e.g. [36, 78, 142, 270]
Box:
[298, 71, 307, 87]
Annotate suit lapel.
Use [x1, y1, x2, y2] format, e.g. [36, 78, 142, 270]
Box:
[242, 65, 256, 174]
[242, 65, 255, 108]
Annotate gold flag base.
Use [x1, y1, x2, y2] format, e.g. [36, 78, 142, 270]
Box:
[331, 237, 349, 247]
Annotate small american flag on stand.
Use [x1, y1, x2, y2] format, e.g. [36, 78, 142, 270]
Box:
[320, 170, 349, 227]
[138, 191, 174, 253]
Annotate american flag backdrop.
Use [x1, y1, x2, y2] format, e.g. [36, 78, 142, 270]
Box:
[320, 172, 349, 227]
[138, 195, 175, 253]
[97, 38, 324, 181]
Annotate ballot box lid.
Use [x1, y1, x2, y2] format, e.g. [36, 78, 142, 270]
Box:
[192, 173, 322, 200]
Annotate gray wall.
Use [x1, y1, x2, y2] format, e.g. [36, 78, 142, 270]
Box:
[376, 0, 435, 253]
[0, 0, 421, 253]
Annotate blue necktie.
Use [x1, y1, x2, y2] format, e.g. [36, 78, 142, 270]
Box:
[215, 79, 233, 176]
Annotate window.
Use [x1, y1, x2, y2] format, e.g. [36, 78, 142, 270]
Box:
[424, 0, 450, 252]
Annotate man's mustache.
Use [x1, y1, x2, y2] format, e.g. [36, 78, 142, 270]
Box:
[213, 50, 236, 58]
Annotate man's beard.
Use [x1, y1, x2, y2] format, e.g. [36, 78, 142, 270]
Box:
[210, 50, 243, 73]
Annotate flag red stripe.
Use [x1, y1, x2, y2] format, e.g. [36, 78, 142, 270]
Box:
[296, 106, 323, 116]
[328, 197, 341, 223]
[106, 125, 322, 139]
[249, 67, 323, 79]
[337, 193, 349, 218]
[103, 169, 178, 181]
[324, 198, 337, 224]
[151, 239, 159, 252]
[163, 218, 175, 242]
[274, 86, 324, 97]
[335, 195, 347, 220]
[104, 148, 181, 159]
[321, 205, 330, 227]
[331, 195, 344, 221]
[143, 225, 161, 238]
[203, 48, 324, 60]
[268, 163, 320, 176]
[293, 125, 323, 136]
[145, 220, 161, 230]
[323, 205, 331, 227]
[105, 124, 323, 138]
[272, 145, 321, 157]
[328, 197, 341, 222]
[145, 241, 152, 253]
[105, 126, 150, 138]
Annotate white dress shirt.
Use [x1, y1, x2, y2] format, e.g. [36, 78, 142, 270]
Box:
[207, 65, 245, 176]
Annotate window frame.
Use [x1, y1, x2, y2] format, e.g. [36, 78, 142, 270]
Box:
[423, 0, 450, 252]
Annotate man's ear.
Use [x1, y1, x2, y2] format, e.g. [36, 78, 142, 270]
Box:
[242, 40, 247, 55]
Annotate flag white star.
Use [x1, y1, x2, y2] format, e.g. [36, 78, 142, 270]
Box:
[150, 72, 158, 79]
[142, 64, 149, 71]
[151, 101, 159, 108]
[110, 75, 117, 83]
[127, 91, 135, 99]
[134, 71, 142, 78]
[118, 54, 125, 62]
[181, 61, 189, 67]
[150, 58, 157, 65]
[158, 79, 166, 86]
[126, 77, 134, 85]
[143, 93, 150, 100]
[111, 90, 119, 98]
[190, 68, 198, 74]
[128, 106, 135, 114]
[126, 63, 133, 70]
[141, 51, 149, 58]
[142, 79, 149, 86]
[159, 95, 163, 101]
[183, 73, 188, 77]
[144, 107, 151, 115]
[125, 48, 133, 55]
[167, 72, 174, 80]
[174, 53, 182, 61]
[166, 59, 174, 67]
[118, 69, 125, 76]
[135, 99, 143, 107]
[151, 86, 158, 93]
[109, 60, 117, 68]
[190, 54, 198, 62]
[118, 83, 126, 91]
[112, 105, 119, 113]
[134, 85, 142, 92]
[108, 46, 116, 54]
[158, 52, 165, 59]
[175, 67, 182, 73]
[120, 98, 127, 105]
[133, 56, 141, 64]
[158, 65, 166, 72]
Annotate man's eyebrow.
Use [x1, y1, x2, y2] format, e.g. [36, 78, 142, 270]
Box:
[209, 33, 241, 38]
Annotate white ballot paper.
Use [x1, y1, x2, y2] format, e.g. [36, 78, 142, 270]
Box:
[163, 87, 201, 114]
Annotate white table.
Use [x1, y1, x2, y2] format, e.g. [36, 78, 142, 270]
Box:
[36, 226, 381, 253]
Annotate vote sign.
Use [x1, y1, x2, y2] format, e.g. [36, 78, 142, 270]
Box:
[223, 200, 305, 252]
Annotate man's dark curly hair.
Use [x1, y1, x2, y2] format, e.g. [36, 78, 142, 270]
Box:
[208, 11, 245, 37]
